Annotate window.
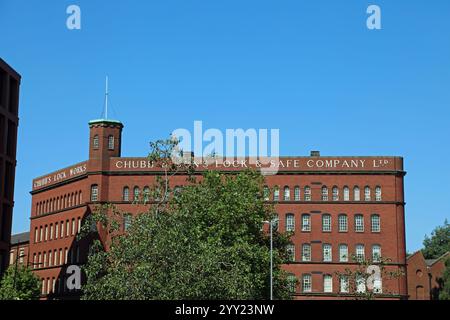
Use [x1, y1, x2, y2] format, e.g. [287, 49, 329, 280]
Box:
[302, 244, 311, 262]
[77, 217, 81, 234]
[93, 135, 99, 149]
[356, 275, 366, 293]
[273, 186, 280, 201]
[354, 186, 360, 201]
[339, 244, 348, 262]
[263, 186, 270, 201]
[271, 215, 279, 232]
[286, 244, 295, 262]
[356, 244, 365, 261]
[332, 186, 339, 201]
[355, 214, 364, 232]
[294, 186, 300, 201]
[66, 220, 70, 237]
[123, 214, 132, 231]
[302, 274, 312, 293]
[372, 245, 381, 263]
[287, 274, 297, 293]
[364, 186, 371, 201]
[45, 225, 48, 241]
[338, 214, 348, 232]
[90, 185, 98, 202]
[323, 244, 332, 262]
[343, 186, 350, 201]
[373, 276, 382, 293]
[123, 187, 129, 201]
[375, 186, 382, 201]
[340, 276, 349, 293]
[71, 219, 76, 236]
[321, 186, 328, 201]
[371, 214, 380, 233]
[133, 186, 140, 201]
[302, 214, 311, 232]
[322, 214, 331, 232]
[143, 186, 150, 202]
[323, 275, 333, 293]
[304, 186, 311, 201]
[50, 224, 53, 240]
[108, 135, 114, 150]
[286, 214, 295, 232]
[283, 186, 290, 201]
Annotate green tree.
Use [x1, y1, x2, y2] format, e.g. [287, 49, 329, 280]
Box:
[422, 220, 450, 259]
[439, 258, 450, 300]
[0, 266, 41, 300]
[81, 139, 293, 300]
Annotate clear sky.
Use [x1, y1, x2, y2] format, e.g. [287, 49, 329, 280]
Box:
[1, 0, 449, 252]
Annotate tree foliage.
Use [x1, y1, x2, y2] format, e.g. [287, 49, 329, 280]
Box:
[80, 139, 292, 300]
[422, 220, 450, 259]
[0, 266, 41, 300]
[439, 258, 450, 300]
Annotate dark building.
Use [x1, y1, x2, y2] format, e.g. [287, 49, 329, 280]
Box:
[29, 117, 408, 299]
[0, 58, 21, 277]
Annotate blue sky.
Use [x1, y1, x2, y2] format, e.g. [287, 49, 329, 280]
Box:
[1, 0, 449, 252]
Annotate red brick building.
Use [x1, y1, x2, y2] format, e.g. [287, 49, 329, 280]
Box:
[28, 118, 408, 299]
[9, 232, 30, 268]
[0, 58, 21, 277]
[407, 251, 449, 300]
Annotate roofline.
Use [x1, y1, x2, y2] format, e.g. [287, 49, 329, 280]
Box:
[0, 57, 21, 80]
[429, 251, 450, 266]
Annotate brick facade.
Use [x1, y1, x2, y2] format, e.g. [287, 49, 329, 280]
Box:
[28, 118, 408, 299]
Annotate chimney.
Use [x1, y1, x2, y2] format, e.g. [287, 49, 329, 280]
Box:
[310, 151, 320, 157]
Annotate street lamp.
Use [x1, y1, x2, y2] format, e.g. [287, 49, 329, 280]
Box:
[263, 219, 275, 300]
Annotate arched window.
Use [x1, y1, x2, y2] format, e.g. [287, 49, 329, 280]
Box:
[343, 186, 350, 201]
[375, 186, 382, 201]
[143, 186, 150, 202]
[123, 187, 129, 202]
[283, 186, 290, 201]
[108, 135, 115, 150]
[354, 186, 360, 201]
[371, 214, 381, 233]
[364, 186, 371, 201]
[304, 186, 311, 201]
[93, 135, 99, 149]
[323, 275, 333, 293]
[133, 187, 140, 201]
[355, 214, 364, 232]
[332, 186, 339, 201]
[301, 214, 311, 232]
[90, 185, 98, 202]
[372, 245, 381, 263]
[356, 244, 365, 261]
[339, 244, 348, 262]
[273, 186, 280, 201]
[263, 186, 270, 201]
[286, 213, 295, 232]
[338, 214, 348, 232]
[286, 244, 295, 262]
[294, 186, 300, 201]
[302, 243, 311, 261]
[321, 186, 328, 201]
[302, 274, 312, 293]
[322, 214, 331, 232]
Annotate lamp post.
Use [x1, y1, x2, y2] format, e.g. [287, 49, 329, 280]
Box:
[263, 219, 274, 300]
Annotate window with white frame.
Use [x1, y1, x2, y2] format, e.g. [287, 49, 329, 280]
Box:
[371, 214, 381, 232]
[302, 244, 311, 262]
[302, 214, 311, 232]
[302, 274, 312, 293]
[284, 186, 290, 201]
[339, 244, 348, 262]
[355, 214, 364, 232]
[321, 186, 329, 201]
[90, 185, 98, 202]
[340, 275, 349, 293]
[343, 186, 350, 201]
[356, 275, 366, 293]
[93, 135, 99, 149]
[273, 186, 280, 201]
[354, 186, 360, 201]
[356, 244, 365, 261]
[287, 274, 297, 293]
[304, 186, 311, 201]
[123, 187, 129, 201]
[364, 186, 371, 201]
[332, 186, 339, 201]
[373, 277, 382, 294]
[272, 215, 279, 232]
[338, 214, 348, 232]
[294, 186, 300, 201]
[263, 186, 270, 201]
[123, 214, 132, 231]
[323, 275, 333, 293]
[286, 244, 295, 262]
[372, 245, 381, 263]
[322, 214, 331, 232]
[143, 186, 150, 202]
[375, 186, 382, 201]
[108, 135, 115, 150]
[323, 244, 332, 262]
[133, 186, 140, 201]
[286, 214, 295, 232]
